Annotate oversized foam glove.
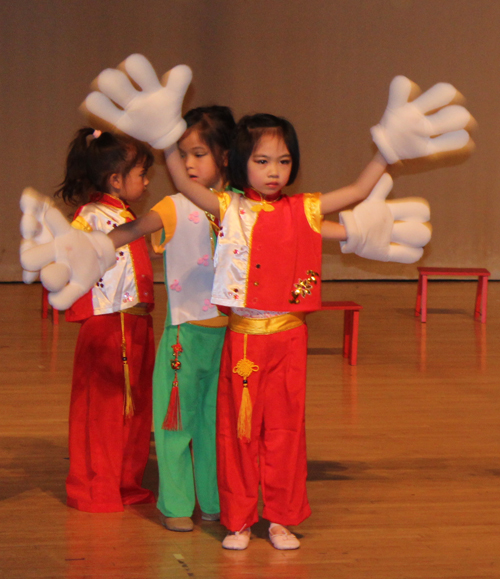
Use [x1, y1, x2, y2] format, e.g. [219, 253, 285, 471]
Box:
[339, 173, 431, 264]
[20, 192, 116, 310]
[20, 187, 56, 283]
[85, 54, 192, 149]
[371, 76, 471, 164]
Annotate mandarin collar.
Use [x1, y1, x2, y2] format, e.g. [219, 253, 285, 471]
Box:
[243, 187, 283, 203]
[90, 192, 130, 210]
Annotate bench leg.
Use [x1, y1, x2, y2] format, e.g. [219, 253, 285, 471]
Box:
[415, 273, 423, 317]
[475, 276, 488, 323]
[42, 287, 49, 319]
[482, 277, 488, 323]
[420, 275, 428, 323]
[474, 278, 481, 320]
[343, 310, 352, 360]
[350, 311, 359, 366]
[42, 286, 59, 325]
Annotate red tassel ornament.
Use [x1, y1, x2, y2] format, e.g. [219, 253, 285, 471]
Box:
[162, 327, 183, 431]
[163, 377, 182, 431]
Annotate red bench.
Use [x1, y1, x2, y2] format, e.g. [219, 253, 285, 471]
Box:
[415, 267, 490, 323]
[321, 301, 362, 365]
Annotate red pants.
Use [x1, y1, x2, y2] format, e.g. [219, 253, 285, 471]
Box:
[66, 312, 155, 512]
[217, 323, 311, 531]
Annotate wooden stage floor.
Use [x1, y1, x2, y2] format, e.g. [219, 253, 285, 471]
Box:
[1, 280, 500, 579]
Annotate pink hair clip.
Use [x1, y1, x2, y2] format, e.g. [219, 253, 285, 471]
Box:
[93, 129, 102, 139]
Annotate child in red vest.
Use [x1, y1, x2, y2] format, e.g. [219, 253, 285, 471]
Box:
[59, 128, 156, 512]
[164, 113, 388, 549]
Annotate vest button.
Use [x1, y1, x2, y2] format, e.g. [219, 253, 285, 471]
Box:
[256, 264, 261, 268]
[254, 282, 259, 286]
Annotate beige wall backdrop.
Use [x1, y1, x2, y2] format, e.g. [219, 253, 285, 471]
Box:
[1, 0, 499, 281]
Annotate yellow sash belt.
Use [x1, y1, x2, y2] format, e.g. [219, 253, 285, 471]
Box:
[229, 311, 305, 335]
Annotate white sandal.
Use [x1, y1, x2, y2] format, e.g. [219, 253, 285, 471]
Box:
[222, 528, 251, 550]
[269, 524, 300, 550]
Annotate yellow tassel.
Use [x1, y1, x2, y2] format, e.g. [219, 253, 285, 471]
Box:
[237, 382, 253, 442]
[233, 334, 259, 442]
[121, 312, 134, 418]
[123, 359, 134, 418]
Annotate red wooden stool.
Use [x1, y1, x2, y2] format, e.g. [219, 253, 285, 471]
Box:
[415, 267, 490, 323]
[321, 301, 362, 365]
[42, 286, 59, 324]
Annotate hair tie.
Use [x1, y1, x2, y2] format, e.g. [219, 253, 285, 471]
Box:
[93, 129, 102, 139]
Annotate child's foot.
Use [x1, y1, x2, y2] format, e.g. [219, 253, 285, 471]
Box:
[268, 524, 300, 550]
[201, 511, 220, 521]
[221, 528, 251, 550]
[159, 513, 194, 532]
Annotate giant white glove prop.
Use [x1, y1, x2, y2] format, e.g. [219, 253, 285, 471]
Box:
[20, 187, 56, 283]
[85, 54, 192, 150]
[20, 195, 117, 310]
[339, 173, 431, 264]
[371, 76, 472, 164]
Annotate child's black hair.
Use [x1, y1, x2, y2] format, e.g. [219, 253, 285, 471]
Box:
[182, 106, 236, 185]
[55, 128, 154, 206]
[228, 113, 300, 191]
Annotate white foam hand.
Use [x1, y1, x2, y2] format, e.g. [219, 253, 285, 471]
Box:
[85, 54, 192, 149]
[20, 187, 56, 283]
[339, 173, 431, 264]
[20, 195, 116, 310]
[371, 76, 471, 164]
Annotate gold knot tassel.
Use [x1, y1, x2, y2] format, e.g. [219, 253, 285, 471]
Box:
[233, 334, 259, 443]
[120, 312, 134, 418]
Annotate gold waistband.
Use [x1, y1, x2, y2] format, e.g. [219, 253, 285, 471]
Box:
[228, 311, 305, 335]
[188, 316, 228, 328]
[120, 305, 150, 316]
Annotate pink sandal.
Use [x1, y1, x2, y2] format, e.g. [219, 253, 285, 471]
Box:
[269, 524, 300, 550]
[222, 528, 251, 550]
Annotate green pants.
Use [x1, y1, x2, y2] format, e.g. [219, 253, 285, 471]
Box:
[153, 322, 225, 518]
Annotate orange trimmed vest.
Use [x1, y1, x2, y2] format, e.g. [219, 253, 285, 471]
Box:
[66, 194, 154, 322]
[212, 188, 322, 312]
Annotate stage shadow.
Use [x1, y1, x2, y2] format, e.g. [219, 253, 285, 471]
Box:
[307, 347, 342, 356]
[307, 459, 351, 481]
[0, 435, 68, 502]
[0, 435, 158, 507]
